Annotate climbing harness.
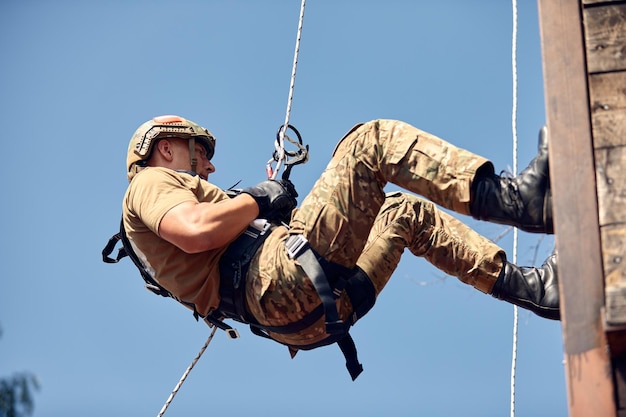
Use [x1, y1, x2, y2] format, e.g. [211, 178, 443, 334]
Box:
[215, 226, 375, 379]
[103, 209, 375, 380]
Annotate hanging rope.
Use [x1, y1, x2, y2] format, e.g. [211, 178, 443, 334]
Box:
[509, 0, 520, 416]
[156, 326, 218, 417]
[268, 0, 307, 180]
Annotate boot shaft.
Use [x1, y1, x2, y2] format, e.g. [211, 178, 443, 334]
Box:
[470, 126, 554, 234]
[492, 252, 560, 320]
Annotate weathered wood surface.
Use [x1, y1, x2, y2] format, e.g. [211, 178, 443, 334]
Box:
[596, 146, 626, 228]
[604, 225, 626, 287]
[598, 144, 626, 325]
[585, 3, 626, 327]
[584, 0, 624, 6]
[539, 0, 617, 415]
[589, 72, 626, 148]
[585, 0, 626, 412]
[605, 223, 626, 329]
[584, 3, 626, 73]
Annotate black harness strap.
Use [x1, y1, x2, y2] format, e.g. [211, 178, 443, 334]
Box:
[285, 234, 345, 334]
[338, 336, 363, 381]
[248, 303, 325, 336]
[217, 220, 272, 324]
[248, 320, 363, 381]
[102, 221, 241, 337]
[102, 231, 127, 263]
[102, 222, 169, 298]
[282, 234, 369, 380]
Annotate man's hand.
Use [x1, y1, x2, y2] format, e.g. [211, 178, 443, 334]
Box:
[242, 179, 298, 222]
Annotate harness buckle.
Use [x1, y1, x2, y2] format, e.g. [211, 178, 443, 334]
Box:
[249, 218, 271, 235]
[325, 320, 346, 335]
[225, 328, 240, 339]
[285, 234, 309, 259]
[203, 315, 241, 339]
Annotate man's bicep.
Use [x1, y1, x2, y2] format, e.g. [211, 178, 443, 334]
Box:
[158, 201, 200, 245]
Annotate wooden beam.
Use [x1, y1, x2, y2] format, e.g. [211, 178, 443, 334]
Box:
[537, 0, 616, 416]
[584, 3, 626, 328]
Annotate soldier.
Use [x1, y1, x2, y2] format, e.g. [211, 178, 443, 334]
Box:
[119, 115, 558, 379]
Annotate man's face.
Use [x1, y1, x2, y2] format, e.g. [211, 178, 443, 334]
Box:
[192, 142, 215, 180]
[169, 138, 215, 180]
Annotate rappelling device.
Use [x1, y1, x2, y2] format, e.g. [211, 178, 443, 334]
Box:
[266, 124, 309, 180]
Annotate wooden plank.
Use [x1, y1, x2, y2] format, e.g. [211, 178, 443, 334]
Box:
[538, 0, 616, 415]
[596, 146, 626, 227]
[603, 223, 626, 325]
[584, 4, 626, 73]
[590, 64, 626, 330]
[589, 72, 626, 148]
[584, 0, 625, 5]
[603, 225, 626, 291]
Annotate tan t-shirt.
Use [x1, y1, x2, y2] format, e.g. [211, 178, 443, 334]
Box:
[122, 167, 229, 316]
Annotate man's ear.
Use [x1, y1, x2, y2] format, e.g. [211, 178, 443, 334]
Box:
[155, 139, 175, 161]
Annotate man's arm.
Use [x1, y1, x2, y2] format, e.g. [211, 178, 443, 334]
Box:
[158, 194, 260, 253]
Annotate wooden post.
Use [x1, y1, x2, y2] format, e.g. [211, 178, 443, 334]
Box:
[537, 0, 617, 416]
[586, 2, 626, 416]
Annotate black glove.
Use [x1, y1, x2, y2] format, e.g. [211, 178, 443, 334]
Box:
[242, 179, 298, 221]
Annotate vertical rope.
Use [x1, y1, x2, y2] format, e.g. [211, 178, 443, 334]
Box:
[272, 0, 307, 179]
[510, 0, 519, 416]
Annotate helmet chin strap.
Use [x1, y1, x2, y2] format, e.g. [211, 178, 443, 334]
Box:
[188, 137, 198, 174]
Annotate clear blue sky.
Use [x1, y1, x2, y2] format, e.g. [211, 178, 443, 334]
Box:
[0, 1, 566, 416]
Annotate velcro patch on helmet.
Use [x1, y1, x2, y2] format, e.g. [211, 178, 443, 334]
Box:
[153, 115, 184, 124]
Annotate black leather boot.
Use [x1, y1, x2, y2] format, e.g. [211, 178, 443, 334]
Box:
[491, 251, 560, 320]
[470, 126, 553, 234]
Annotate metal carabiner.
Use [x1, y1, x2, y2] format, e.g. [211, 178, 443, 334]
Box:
[266, 124, 309, 180]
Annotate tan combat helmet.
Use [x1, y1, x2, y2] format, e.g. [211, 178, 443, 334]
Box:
[126, 115, 216, 181]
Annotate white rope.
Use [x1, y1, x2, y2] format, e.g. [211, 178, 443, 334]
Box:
[272, 0, 307, 179]
[510, 0, 519, 416]
[156, 326, 218, 417]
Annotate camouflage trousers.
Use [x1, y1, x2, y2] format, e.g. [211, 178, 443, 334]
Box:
[245, 119, 504, 347]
